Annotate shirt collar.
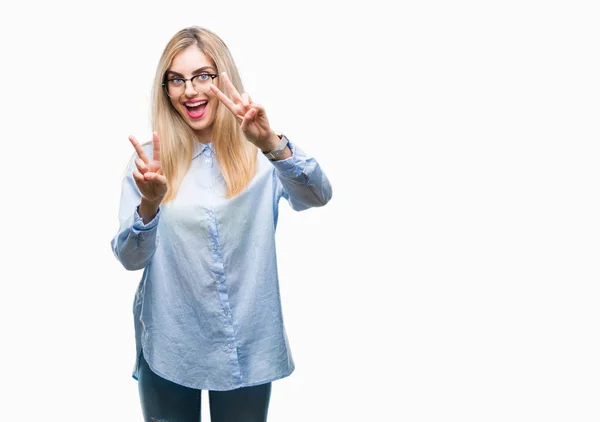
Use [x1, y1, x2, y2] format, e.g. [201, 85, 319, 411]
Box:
[192, 142, 213, 160]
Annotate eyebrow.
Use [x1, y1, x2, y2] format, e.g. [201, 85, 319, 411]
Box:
[166, 66, 216, 77]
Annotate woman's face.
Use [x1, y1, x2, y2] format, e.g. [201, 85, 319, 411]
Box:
[166, 46, 219, 142]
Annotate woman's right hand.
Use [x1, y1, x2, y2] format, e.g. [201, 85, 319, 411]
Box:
[128, 132, 168, 204]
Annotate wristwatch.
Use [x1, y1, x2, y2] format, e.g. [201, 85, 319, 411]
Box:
[262, 133, 289, 161]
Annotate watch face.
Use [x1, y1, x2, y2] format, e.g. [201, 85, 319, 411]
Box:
[266, 148, 282, 160]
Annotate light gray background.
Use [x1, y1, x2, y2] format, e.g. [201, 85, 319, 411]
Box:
[1, 0, 598, 420]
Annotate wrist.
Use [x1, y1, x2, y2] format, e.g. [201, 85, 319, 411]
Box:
[259, 131, 281, 153]
[262, 132, 291, 160]
[141, 197, 162, 207]
[139, 198, 161, 224]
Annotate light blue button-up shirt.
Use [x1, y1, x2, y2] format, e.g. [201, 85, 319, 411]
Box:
[111, 139, 332, 391]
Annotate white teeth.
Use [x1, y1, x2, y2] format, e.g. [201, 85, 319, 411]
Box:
[186, 101, 207, 108]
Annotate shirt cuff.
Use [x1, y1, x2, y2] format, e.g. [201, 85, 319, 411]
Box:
[269, 141, 306, 178]
[131, 205, 161, 233]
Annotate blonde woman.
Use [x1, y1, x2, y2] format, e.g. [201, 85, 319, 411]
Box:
[111, 26, 332, 422]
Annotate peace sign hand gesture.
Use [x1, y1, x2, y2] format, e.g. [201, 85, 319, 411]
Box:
[209, 72, 279, 152]
[128, 132, 168, 204]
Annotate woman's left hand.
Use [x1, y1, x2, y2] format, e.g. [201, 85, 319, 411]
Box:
[209, 72, 278, 151]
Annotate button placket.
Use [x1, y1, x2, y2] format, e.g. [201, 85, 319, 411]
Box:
[204, 206, 243, 385]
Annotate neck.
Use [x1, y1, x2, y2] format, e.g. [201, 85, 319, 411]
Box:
[194, 127, 213, 144]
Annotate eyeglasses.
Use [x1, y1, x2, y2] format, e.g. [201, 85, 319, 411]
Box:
[162, 73, 219, 98]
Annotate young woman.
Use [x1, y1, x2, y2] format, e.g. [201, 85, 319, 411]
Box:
[111, 26, 332, 422]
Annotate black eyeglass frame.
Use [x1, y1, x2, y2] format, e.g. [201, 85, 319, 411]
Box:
[162, 73, 219, 98]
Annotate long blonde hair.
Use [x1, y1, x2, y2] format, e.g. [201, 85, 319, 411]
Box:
[151, 26, 258, 202]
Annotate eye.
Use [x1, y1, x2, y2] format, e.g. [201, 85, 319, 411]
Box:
[169, 78, 185, 85]
[195, 73, 210, 81]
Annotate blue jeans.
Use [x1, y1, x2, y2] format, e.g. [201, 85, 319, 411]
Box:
[137, 351, 272, 422]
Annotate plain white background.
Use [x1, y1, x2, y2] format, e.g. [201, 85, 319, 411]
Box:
[1, 0, 599, 420]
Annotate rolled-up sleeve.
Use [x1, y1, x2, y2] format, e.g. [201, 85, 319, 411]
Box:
[271, 141, 332, 211]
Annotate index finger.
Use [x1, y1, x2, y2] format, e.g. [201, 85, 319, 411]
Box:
[221, 72, 243, 104]
[128, 135, 149, 164]
[209, 84, 239, 116]
[152, 131, 161, 162]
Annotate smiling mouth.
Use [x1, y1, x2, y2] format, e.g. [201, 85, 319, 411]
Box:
[185, 100, 208, 118]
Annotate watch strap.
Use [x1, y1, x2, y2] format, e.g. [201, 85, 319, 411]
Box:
[263, 134, 288, 160]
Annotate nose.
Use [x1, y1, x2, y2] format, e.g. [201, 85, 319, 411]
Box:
[184, 79, 198, 97]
